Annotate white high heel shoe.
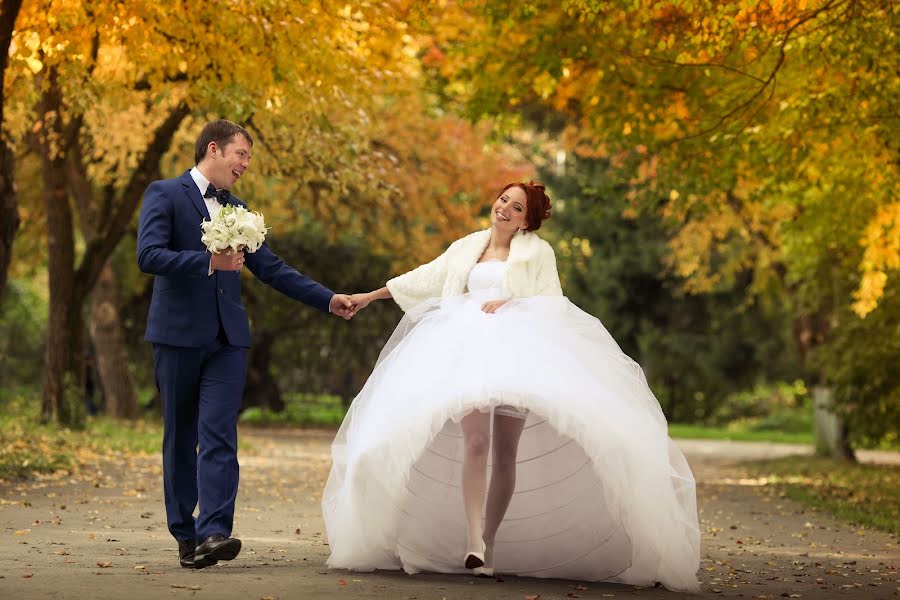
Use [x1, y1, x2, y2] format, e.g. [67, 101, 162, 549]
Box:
[464, 539, 486, 569]
[473, 540, 494, 576]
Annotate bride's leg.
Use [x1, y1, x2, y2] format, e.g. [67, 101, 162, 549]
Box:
[482, 413, 526, 570]
[460, 409, 491, 560]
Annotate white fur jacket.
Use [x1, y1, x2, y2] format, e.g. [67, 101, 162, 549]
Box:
[386, 229, 563, 313]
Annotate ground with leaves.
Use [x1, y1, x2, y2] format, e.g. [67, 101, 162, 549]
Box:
[0, 429, 897, 600]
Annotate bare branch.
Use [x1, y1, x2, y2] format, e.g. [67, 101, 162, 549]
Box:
[623, 50, 768, 85]
[661, 0, 847, 146]
[74, 102, 191, 300]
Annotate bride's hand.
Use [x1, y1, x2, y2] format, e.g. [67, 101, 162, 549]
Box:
[349, 292, 373, 314]
[481, 299, 510, 314]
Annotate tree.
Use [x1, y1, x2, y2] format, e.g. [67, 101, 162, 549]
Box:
[4, 0, 426, 423]
[0, 0, 23, 301]
[5, 0, 527, 423]
[415, 0, 898, 452]
[24, 55, 188, 423]
[542, 153, 802, 422]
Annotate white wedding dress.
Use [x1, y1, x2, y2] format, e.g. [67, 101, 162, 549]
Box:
[322, 261, 700, 592]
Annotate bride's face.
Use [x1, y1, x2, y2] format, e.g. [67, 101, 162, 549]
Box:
[491, 186, 528, 232]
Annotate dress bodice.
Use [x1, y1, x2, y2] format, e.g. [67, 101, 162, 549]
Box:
[466, 260, 508, 295]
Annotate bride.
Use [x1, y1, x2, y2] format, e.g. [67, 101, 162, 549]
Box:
[322, 181, 700, 592]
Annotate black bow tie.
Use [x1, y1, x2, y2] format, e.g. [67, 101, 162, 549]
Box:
[203, 184, 231, 205]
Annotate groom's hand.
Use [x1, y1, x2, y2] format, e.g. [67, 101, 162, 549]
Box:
[210, 249, 245, 272]
[330, 293, 355, 320]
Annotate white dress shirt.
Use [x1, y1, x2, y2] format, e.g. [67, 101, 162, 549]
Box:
[190, 166, 222, 220]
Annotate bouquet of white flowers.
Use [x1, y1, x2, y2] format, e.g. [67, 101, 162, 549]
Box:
[200, 204, 268, 254]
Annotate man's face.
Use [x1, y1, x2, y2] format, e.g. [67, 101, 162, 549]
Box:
[206, 134, 251, 190]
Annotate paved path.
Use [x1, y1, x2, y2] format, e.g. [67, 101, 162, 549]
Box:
[0, 429, 896, 599]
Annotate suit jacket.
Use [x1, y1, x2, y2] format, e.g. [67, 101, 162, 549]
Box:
[137, 170, 334, 348]
[386, 229, 563, 313]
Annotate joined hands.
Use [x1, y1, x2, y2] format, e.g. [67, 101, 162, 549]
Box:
[330, 292, 374, 320]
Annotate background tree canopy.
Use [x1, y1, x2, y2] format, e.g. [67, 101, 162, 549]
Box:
[0, 0, 896, 449]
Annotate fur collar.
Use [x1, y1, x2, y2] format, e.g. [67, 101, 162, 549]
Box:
[448, 229, 545, 272]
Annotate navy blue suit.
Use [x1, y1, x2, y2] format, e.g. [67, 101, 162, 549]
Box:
[137, 170, 334, 543]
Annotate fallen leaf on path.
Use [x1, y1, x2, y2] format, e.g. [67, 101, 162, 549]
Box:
[525, 595, 541, 600]
[338, 578, 347, 586]
[96, 561, 112, 568]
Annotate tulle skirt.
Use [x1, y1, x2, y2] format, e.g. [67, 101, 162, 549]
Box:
[322, 293, 700, 592]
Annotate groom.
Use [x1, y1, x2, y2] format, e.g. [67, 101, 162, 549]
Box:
[137, 119, 355, 569]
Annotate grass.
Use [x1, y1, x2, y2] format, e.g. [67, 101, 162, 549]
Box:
[0, 388, 256, 481]
[0, 398, 163, 480]
[239, 394, 823, 444]
[668, 423, 814, 445]
[239, 393, 345, 427]
[746, 455, 900, 536]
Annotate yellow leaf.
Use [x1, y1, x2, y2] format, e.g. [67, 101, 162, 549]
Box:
[25, 56, 43, 74]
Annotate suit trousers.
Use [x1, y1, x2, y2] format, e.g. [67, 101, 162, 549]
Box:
[153, 330, 246, 542]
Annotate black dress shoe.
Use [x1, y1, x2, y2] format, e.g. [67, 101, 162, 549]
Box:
[178, 539, 198, 568]
[193, 534, 241, 569]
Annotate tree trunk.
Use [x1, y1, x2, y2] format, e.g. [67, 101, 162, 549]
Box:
[812, 385, 856, 461]
[70, 146, 139, 420]
[244, 334, 284, 412]
[0, 0, 24, 301]
[0, 141, 17, 302]
[40, 169, 84, 424]
[39, 139, 84, 425]
[35, 72, 188, 425]
[793, 314, 854, 460]
[90, 261, 138, 419]
[37, 66, 84, 426]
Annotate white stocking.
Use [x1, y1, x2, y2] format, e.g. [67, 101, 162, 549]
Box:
[460, 410, 491, 554]
[482, 413, 526, 567]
